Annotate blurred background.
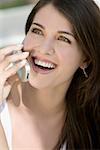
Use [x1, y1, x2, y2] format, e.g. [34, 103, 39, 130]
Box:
[0, 0, 100, 48]
[0, 0, 38, 48]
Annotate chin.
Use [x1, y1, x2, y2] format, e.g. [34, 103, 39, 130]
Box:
[28, 76, 52, 90]
[27, 68, 56, 89]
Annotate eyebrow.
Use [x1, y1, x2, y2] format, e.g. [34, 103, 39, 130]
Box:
[32, 22, 75, 38]
[32, 22, 45, 29]
[58, 31, 74, 38]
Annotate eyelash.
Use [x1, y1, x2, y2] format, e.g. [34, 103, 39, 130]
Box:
[31, 28, 71, 44]
[31, 28, 43, 35]
[57, 36, 71, 44]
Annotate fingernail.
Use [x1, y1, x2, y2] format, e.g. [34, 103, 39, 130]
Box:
[20, 59, 27, 64]
[23, 52, 29, 55]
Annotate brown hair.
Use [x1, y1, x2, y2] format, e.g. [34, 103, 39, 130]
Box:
[25, 0, 100, 149]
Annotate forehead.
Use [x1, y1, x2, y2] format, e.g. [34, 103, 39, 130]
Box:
[33, 4, 73, 32]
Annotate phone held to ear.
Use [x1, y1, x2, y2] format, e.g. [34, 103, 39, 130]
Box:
[14, 49, 30, 82]
[17, 59, 30, 82]
[5, 48, 30, 82]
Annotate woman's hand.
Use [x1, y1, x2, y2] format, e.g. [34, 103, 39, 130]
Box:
[0, 44, 29, 103]
[0, 121, 9, 150]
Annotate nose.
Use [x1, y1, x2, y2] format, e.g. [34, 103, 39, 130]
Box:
[36, 38, 55, 55]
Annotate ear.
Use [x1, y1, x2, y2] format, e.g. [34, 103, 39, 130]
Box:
[80, 62, 88, 70]
[79, 57, 89, 70]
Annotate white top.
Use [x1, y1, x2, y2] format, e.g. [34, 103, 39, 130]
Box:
[0, 101, 66, 150]
[0, 100, 12, 150]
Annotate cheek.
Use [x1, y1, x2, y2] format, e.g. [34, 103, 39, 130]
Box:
[60, 49, 80, 62]
[58, 48, 82, 74]
[24, 35, 34, 50]
[24, 33, 44, 50]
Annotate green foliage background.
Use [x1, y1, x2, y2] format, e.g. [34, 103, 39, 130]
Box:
[0, 0, 31, 9]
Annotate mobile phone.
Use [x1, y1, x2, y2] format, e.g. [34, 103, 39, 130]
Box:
[17, 60, 30, 82]
[5, 48, 30, 82]
[13, 49, 30, 82]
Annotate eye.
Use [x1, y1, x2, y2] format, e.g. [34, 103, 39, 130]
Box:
[57, 35, 71, 44]
[31, 28, 44, 36]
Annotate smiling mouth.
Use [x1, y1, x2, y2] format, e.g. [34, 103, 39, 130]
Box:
[31, 56, 57, 74]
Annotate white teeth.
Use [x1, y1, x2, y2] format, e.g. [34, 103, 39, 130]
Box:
[34, 59, 56, 69]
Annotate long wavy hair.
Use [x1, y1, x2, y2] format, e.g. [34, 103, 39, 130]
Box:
[25, 0, 100, 149]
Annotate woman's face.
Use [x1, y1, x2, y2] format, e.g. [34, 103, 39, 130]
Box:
[24, 4, 84, 89]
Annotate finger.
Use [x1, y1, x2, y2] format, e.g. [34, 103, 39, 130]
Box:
[6, 51, 29, 63]
[0, 52, 29, 72]
[0, 44, 23, 56]
[4, 59, 27, 79]
[0, 54, 5, 63]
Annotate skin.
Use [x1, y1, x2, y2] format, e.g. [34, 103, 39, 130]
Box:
[1, 4, 87, 150]
[0, 45, 29, 149]
[0, 122, 8, 150]
[23, 4, 86, 114]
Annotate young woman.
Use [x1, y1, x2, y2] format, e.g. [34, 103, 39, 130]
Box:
[0, 0, 100, 149]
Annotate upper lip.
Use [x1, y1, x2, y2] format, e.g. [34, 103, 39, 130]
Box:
[31, 55, 58, 66]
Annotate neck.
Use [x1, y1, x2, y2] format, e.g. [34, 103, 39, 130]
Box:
[21, 82, 69, 118]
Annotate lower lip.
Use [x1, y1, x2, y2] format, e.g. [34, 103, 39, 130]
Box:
[31, 60, 56, 74]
